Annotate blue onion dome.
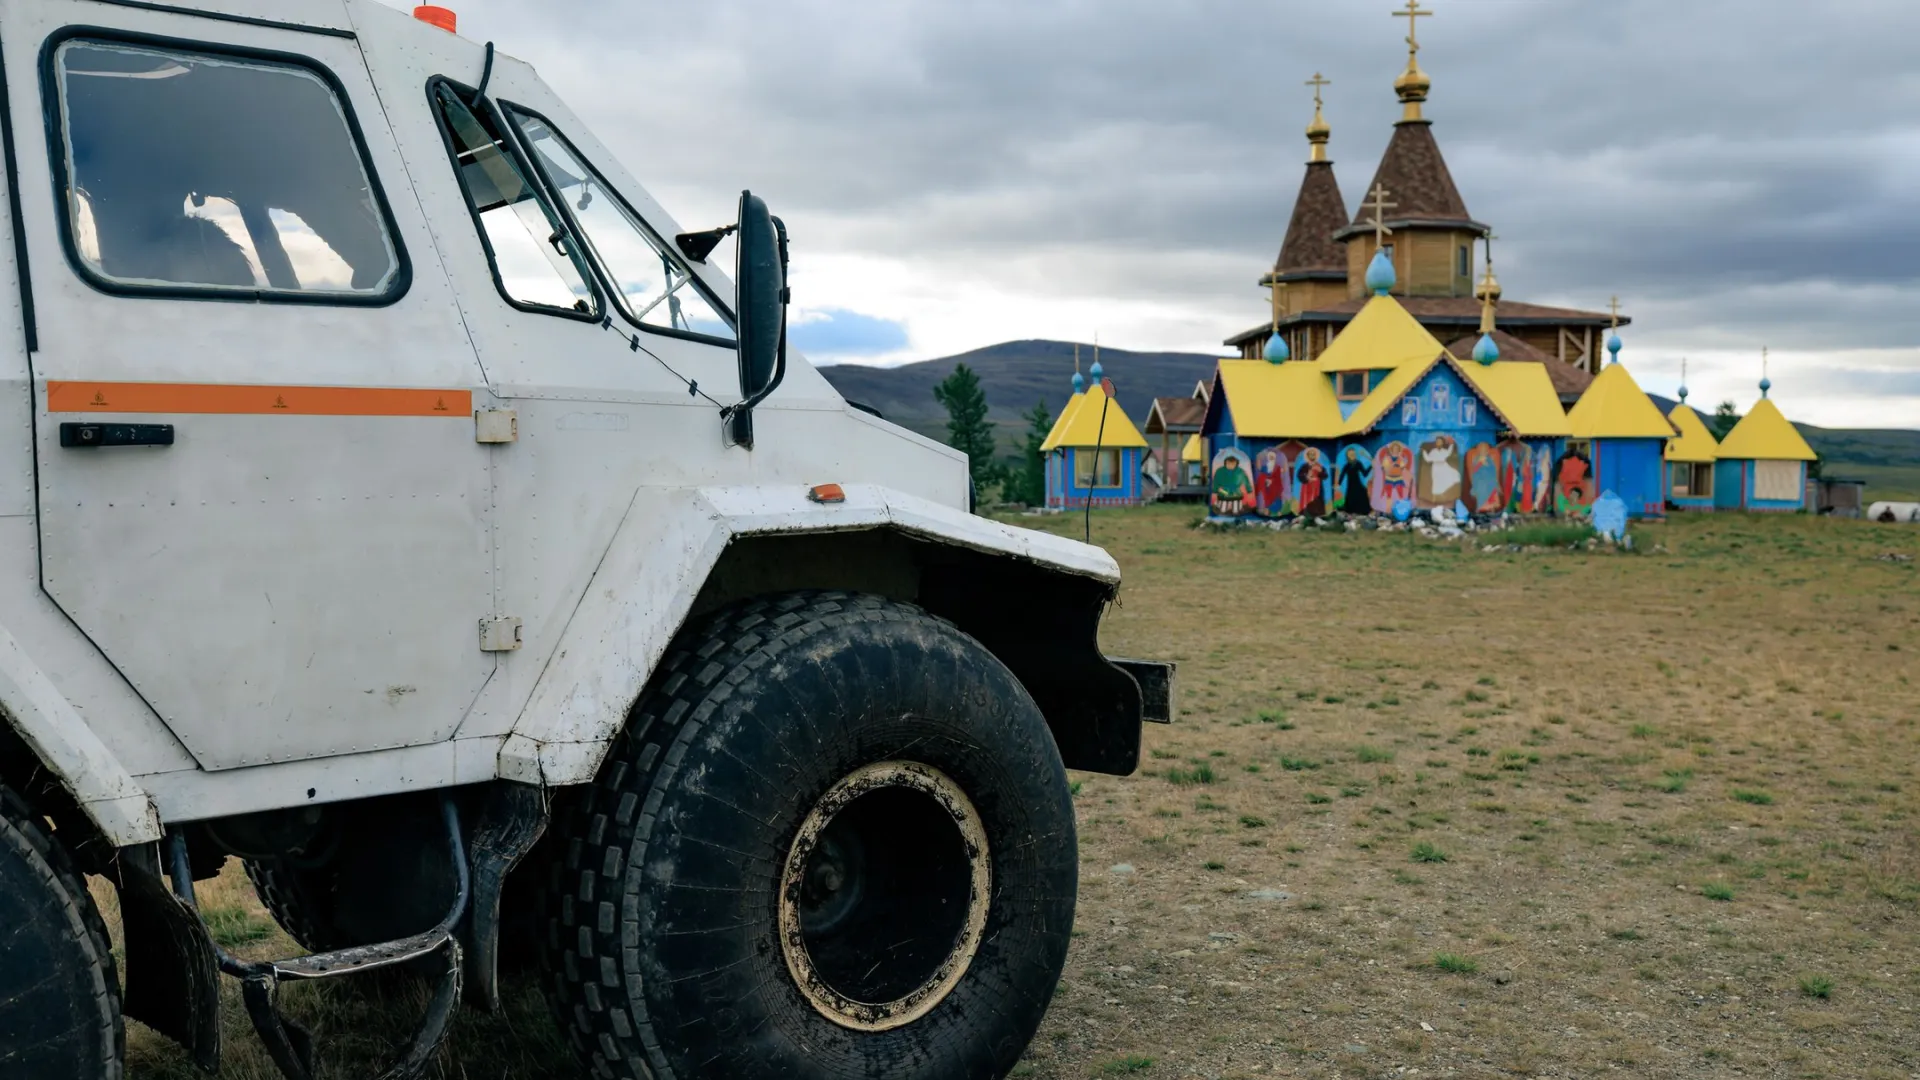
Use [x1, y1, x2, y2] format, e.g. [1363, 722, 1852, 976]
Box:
[1071, 370, 1085, 394]
[1088, 359, 1104, 383]
[1471, 332, 1499, 365]
[1677, 383, 1689, 403]
[1364, 249, 1396, 296]
[1759, 376, 1772, 397]
[1607, 332, 1623, 364]
[1264, 332, 1290, 363]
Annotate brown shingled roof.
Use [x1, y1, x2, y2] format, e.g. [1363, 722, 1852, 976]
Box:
[1349, 121, 1471, 227]
[1443, 330, 1593, 401]
[1225, 295, 1627, 347]
[1145, 396, 1206, 434]
[1275, 161, 1349, 277]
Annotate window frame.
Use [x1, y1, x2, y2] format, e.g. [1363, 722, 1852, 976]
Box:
[497, 99, 736, 347]
[40, 25, 412, 307]
[1335, 370, 1368, 401]
[424, 76, 602, 324]
[1074, 448, 1123, 489]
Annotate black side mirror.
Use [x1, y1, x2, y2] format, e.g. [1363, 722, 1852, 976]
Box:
[728, 190, 788, 448]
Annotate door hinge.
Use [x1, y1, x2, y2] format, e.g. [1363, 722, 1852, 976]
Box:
[475, 409, 518, 444]
[479, 616, 522, 652]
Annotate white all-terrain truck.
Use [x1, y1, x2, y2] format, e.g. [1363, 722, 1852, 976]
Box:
[0, 3, 1173, 1077]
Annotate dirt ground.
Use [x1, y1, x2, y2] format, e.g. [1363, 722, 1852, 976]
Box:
[111, 508, 1919, 1079]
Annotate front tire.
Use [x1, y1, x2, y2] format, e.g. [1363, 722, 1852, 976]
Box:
[541, 591, 1078, 1080]
[0, 784, 123, 1080]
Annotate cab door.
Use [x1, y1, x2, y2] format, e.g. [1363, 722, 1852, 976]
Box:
[2, 1, 495, 770]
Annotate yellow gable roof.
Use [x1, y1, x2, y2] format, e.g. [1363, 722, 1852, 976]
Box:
[1717, 397, 1816, 461]
[1039, 391, 1079, 450]
[1665, 403, 1720, 463]
[1180, 433, 1202, 462]
[1039, 383, 1149, 451]
[1566, 363, 1676, 439]
[1455, 360, 1575, 438]
[1311, 294, 1447, 373]
[1214, 359, 1346, 439]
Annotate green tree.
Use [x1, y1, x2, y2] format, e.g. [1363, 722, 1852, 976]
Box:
[1710, 400, 1739, 439]
[932, 363, 1002, 497]
[1010, 399, 1052, 506]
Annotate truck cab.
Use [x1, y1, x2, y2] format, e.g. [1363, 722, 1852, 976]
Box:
[0, 4, 1168, 1078]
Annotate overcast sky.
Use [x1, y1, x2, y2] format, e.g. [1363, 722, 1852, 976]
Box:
[409, 0, 1919, 428]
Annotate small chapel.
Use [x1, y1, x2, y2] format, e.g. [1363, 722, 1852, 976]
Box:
[1040, 354, 1150, 509]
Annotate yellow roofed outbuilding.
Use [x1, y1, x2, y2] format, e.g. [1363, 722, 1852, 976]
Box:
[1716, 398, 1816, 461]
[1566, 364, 1676, 440]
[1039, 383, 1149, 452]
[1665, 403, 1720, 463]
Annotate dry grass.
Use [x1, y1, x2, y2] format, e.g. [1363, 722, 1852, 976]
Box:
[111, 508, 1918, 1078]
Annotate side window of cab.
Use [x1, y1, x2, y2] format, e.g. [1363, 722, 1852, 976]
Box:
[428, 79, 600, 319]
[47, 33, 407, 302]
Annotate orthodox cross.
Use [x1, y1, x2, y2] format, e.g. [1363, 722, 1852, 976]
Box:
[1269, 277, 1285, 332]
[1481, 230, 1498, 262]
[1394, 0, 1433, 54]
[1362, 184, 1397, 248]
[1762, 346, 1769, 380]
[1306, 72, 1330, 108]
[1608, 295, 1622, 330]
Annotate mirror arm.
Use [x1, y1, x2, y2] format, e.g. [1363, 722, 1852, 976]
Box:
[675, 224, 737, 264]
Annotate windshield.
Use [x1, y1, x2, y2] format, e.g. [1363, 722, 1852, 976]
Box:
[505, 107, 733, 341]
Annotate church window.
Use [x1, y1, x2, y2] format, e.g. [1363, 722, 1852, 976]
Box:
[1754, 460, 1800, 501]
[1074, 448, 1123, 489]
[1672, 462, 1713, 497]
[1458, 245, 1470, 277]
[1336, 371, 1368, 400]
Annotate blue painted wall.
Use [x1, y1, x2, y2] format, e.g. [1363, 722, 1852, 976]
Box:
[1045, 446, 1144, 507]
[1592, 438, 1667, 519]
[1713, 459, 1745, 510]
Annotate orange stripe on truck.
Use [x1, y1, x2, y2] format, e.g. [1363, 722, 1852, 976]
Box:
[47, 382, 473, 417]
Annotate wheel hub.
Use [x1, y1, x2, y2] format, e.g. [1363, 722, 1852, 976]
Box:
[777, 760, 991, 1032]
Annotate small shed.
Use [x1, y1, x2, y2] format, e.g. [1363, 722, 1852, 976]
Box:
[1713, 387, 1817, 512]
[1664, 395, 1720, 511]
[1814, 478, 1866, 518]
[1040, 375, 1150, 509]
[1564, 356, 1673, 519]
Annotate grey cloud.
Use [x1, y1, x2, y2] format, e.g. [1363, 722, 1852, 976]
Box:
[440, 0, 1919, 356]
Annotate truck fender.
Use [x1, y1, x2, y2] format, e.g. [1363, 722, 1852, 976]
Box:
[0, 619, 161, 846]
[501, 483, 1130, 786]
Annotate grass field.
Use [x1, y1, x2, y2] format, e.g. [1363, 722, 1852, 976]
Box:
[113, 508, 1919, 1078]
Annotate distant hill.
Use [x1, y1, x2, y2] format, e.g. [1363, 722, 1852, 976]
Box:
[823, 343, 1920, 497]
[817, 340, 1217, 449]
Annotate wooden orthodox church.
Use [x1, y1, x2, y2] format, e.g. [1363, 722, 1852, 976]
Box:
[1226, 3, 1621, 385]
